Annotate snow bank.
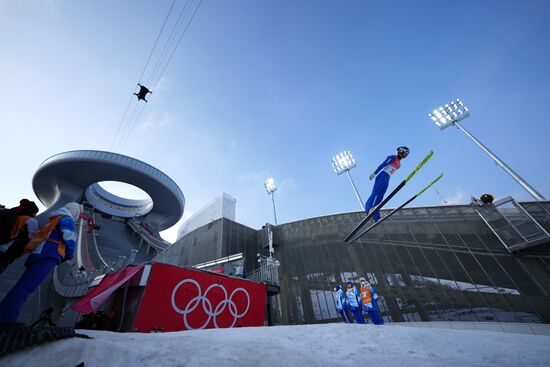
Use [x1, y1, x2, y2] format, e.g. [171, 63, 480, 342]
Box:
[2, 323, 550, 367]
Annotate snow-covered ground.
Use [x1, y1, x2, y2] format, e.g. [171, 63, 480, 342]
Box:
[3, 323, 550, 367]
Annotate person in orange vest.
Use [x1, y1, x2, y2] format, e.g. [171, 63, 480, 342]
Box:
[359, 277, 384, 325]
[0, 202, 82, 323]
[0, 199, 40, 274]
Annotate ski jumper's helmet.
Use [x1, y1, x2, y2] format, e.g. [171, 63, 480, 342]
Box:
[397, 146, 409, 157]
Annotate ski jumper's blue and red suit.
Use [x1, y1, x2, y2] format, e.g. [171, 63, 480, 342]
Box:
[364, 155, 401, 221]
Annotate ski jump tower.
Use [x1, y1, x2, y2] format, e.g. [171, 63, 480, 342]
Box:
[33, 150, 184, 230]
[32, 150, 185, 260]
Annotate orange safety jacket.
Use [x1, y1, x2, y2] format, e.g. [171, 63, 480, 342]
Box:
[9, 215, 32, 240]
[24, 215, 66, 258]
[359, 287, 373, 305]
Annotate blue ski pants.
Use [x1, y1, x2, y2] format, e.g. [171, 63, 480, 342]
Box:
[365, 172, 390, 221]
[364, 300, 384, 325]
[337, 307, 352, 323]
[0, 258, 57, 322]
[350, 306, 366, 324]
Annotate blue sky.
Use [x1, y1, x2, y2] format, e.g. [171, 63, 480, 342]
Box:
[1, 0, 549, 241]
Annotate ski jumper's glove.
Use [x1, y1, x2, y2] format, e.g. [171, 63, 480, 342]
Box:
[369, 173, 376, 180]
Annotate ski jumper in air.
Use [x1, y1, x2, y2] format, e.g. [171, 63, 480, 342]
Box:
[364, 146, 409, 222]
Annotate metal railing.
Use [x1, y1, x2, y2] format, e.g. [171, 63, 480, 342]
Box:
[247, 257, 280, 285]
[90, 212, 114, 271]
[472, 196, 550, 253]
[128, 219, 171, 251]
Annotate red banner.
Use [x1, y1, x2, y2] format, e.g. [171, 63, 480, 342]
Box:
[133, 263, 266, 332]
[71, 264, 145, 314]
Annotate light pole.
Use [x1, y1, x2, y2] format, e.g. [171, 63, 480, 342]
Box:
[331, 151, 364, 210]
[429, 99, 545, 201]
[264, 177, 278, 225]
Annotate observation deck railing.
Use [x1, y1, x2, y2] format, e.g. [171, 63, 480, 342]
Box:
[247, 257, 280, 285]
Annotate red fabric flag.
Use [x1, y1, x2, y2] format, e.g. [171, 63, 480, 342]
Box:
[71, 264, 145, 314]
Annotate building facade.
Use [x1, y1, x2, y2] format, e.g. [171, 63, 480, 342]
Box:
[158, 217, 262, 276]
[156, 200, 550, 325]
[177, 193, 236, 240]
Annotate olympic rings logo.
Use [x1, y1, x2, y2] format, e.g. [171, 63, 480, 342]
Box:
[171, 278, 251, 330]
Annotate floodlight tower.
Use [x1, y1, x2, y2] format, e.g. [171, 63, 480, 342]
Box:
[429, 99, 545, 201]
[331, 151, 364, 210]
[264, 178, 278, 225]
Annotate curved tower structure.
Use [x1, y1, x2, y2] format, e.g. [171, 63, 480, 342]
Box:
[32, 150, 184, 230]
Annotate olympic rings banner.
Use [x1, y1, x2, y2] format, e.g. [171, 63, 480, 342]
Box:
[133, 263, 267, 332]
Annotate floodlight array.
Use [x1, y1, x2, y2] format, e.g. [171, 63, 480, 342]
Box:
[429, 98, 470, 130]
[264, 177, 276, 193]
[331, 151, 357, 175]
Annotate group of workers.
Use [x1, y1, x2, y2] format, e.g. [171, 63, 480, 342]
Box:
[0, 199, 82, 324]
[333, 278, 384, 325]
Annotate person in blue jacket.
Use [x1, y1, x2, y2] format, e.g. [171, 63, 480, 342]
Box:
[333, 285, 352, 323]
[364, 146, 409, 222]
[359, 277, 384, 325]
[0, 202, 82, 323]
[345, 281, 366, 324]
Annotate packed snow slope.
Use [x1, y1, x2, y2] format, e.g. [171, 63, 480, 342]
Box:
[3, 323, 550, 367]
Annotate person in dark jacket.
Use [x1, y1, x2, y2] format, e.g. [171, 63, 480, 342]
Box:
[0, 199, 39, 274]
